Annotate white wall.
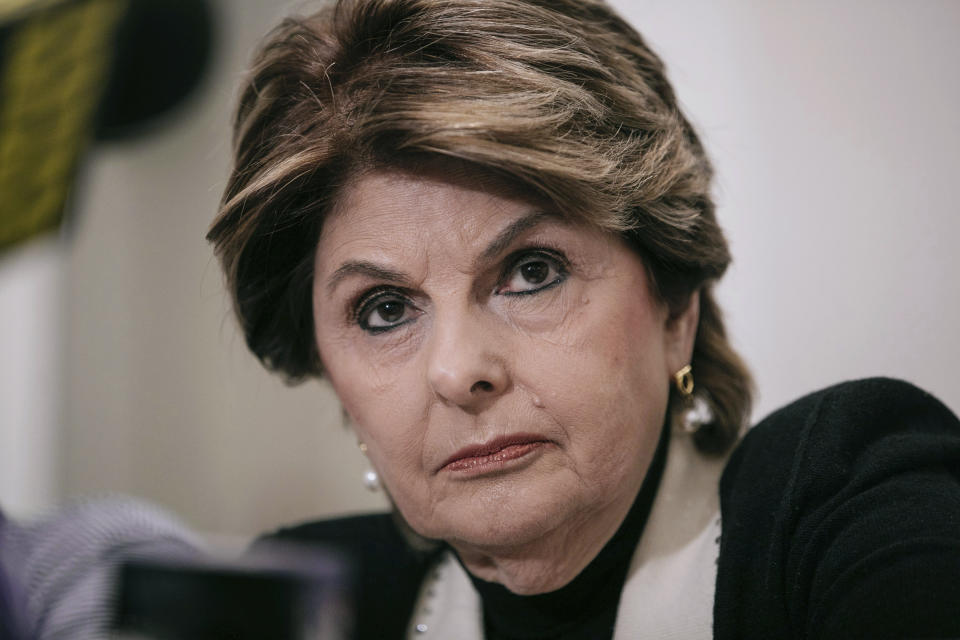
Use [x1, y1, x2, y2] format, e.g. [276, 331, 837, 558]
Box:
[58, 0, 389, 535]
[2, 0, 957, 534]
[618, 0, 960, 419]
[0, 239, 61, 517]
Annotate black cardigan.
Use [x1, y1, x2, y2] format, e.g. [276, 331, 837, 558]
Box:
[264, 378, 960, 639]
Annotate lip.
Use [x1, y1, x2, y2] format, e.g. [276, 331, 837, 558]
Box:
[437, 434, 551, 475]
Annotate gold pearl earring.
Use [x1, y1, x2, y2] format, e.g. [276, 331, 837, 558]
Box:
[358, 442, 379, 491]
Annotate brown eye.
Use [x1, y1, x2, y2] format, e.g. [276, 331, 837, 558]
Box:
[376, 300, 405, 323]
[498, 250, 566, 295]
[357, 292, 415, 333]
[520, 261, 549, 284]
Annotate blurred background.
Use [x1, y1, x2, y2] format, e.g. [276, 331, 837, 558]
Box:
[0, 0, 957, 539]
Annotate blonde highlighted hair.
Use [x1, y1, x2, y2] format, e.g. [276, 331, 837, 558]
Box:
[208, 0, 752, 452]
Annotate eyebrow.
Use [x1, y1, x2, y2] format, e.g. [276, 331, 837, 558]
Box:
[326, 261, 408, 294]
[478, 210, 556, 263]
[325, 210, 558, 294]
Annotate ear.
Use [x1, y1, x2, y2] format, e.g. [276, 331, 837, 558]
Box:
[663, 290, 700, 376]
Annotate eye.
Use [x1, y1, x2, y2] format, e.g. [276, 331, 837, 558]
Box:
[356, 289, 416, 333]
[497, 250, 567, 295]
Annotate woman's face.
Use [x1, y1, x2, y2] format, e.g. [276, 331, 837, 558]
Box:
[312, 167, 697, 554]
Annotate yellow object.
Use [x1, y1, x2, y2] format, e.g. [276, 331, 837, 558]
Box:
[0, 0, 63, 23]
[0, 0, 126, 252]
[674, 364, 694, 396]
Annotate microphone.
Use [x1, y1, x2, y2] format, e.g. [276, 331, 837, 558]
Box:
[0, 497, 201, 640]
[112, 541, 351, 640]
[1, 498, 352, 640]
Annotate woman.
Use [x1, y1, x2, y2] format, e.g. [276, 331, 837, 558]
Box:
[208, 1, 960, 638]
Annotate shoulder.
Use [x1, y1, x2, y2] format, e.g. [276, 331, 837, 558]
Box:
[715, 378, 960, 639]
[257, 513, 441, 640]
[722, 377, 959, 498]
[731, 377, 957, 462]
[262, 512, 411, 552]
[259, 512, 438, 578]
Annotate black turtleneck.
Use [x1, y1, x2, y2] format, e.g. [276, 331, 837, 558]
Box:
[461, 424, 670, 640]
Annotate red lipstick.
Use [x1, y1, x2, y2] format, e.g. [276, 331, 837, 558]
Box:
[439, 435, 549, 475]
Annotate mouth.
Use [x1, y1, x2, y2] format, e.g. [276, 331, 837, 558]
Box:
[438, 434, 551, 476]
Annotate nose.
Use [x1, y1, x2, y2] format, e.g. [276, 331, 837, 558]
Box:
[426, 306, 510, 410]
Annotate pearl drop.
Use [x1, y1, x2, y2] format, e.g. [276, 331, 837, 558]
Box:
[363, 469, 380, 491]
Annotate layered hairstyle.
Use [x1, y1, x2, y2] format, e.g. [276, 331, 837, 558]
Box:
[208, 0, 753, 453]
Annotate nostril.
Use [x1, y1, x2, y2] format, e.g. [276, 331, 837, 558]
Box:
[470, 380, 494, 393]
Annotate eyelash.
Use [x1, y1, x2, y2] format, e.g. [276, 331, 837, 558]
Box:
[496, 247, 569, 296]
[351, 246, 570, 334]
[353, 286, 417, 334]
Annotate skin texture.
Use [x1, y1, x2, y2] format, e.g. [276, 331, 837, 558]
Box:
[312, 166, 699, 594]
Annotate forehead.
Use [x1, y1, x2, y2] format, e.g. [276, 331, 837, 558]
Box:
[317, 166, 550, 262]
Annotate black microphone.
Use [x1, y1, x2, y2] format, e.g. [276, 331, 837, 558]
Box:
[112, 541, 352, 640]
[0, 498, 352, 640]
[1, 499, 352, 640]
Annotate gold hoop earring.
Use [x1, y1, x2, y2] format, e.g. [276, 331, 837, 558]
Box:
[674, 365, 694, 396]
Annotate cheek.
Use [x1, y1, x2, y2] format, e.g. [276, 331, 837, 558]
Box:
[317, 307, 422, 412]
[321, 345, 432, 488]
[318, 325, 423, 390]
[330, 368, 425, 450]
[543, 284, 665, 383]
[523, 285, 669, 452]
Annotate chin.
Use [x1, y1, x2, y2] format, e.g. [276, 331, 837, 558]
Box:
[415, 480, 585, 552]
